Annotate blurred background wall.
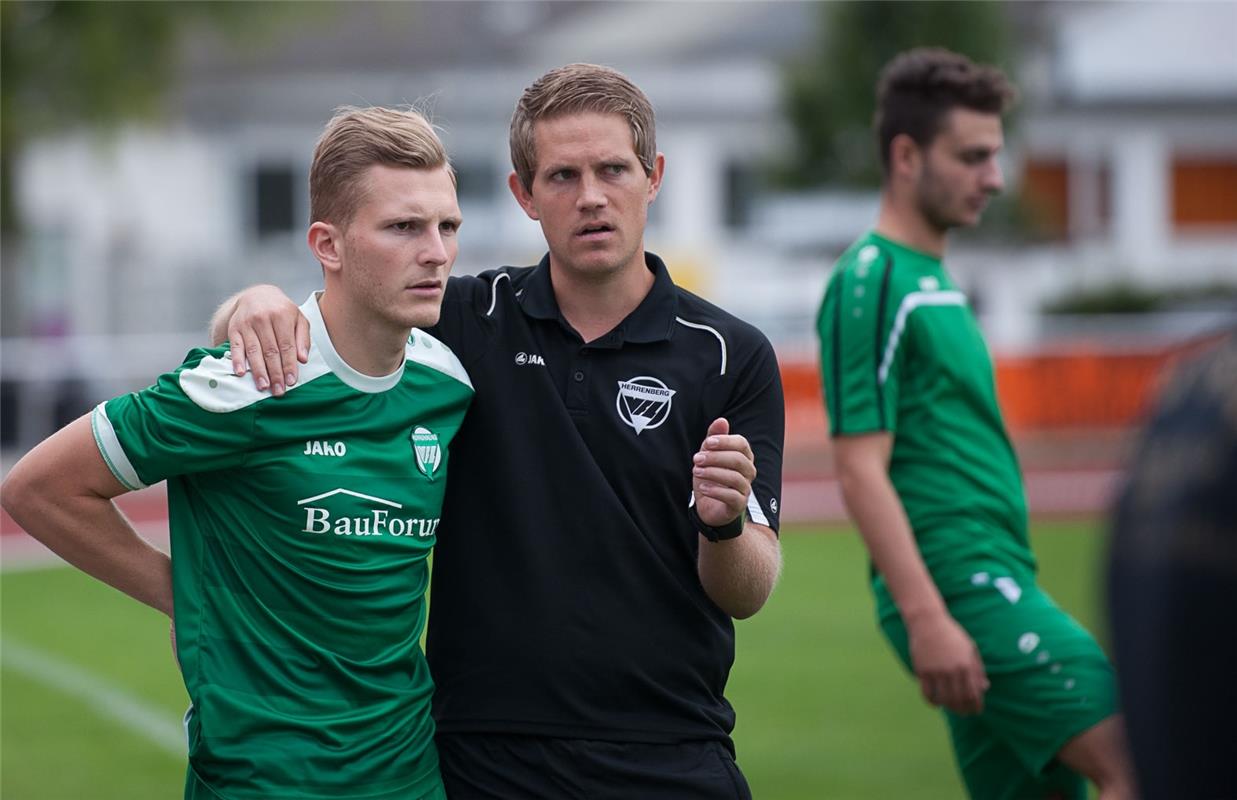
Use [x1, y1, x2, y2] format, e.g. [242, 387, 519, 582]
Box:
[2, 0, 1235, 503]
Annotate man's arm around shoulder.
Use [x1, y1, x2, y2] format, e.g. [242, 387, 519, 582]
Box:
[1, 415, 173, 617]
[208, 285, 308, 397]
[833, 431, 988, 715]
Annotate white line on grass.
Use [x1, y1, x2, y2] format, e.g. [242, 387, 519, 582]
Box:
[1, 636, 185, 757]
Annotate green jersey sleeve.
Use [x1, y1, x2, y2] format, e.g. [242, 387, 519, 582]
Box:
[92, 347, 262, 490]
[817, 244, 901, 436]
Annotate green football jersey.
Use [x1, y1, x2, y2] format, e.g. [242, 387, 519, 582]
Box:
[92, 294, 473, 800]
[817, 231, 1035, 588]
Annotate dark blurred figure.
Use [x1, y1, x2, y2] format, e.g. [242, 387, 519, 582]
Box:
[1109, 331, 1237, 799]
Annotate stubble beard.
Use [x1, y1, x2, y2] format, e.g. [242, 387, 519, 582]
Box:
[915, 168, 965, 235]
[562, 239, 641, 285]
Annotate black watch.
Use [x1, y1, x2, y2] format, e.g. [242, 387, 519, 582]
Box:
[690, 505, 745, 542]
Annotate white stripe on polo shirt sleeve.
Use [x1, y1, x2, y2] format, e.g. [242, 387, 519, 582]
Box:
[674, 317, 728, 376]
[688, 490, 771, 527]
[746, 493, 770, 526]
[486, 272, 511, 317]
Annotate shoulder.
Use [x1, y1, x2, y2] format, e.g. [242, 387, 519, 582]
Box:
[826, 238, 937, 326]
[446, 266, 536, 312]
[178, 342, 339, 413]
[176, 345, 275, 414]
[404, 329, 474, 390]
[831, 238, 913, 286]
[672, 287, 774, 378]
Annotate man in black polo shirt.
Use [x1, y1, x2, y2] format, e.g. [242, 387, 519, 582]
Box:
[212, 63, 784, 798]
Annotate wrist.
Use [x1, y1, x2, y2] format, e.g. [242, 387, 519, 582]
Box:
[901, 601, 950, 630]
[690, 505, 744, 542]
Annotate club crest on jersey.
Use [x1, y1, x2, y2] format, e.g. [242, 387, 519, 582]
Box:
[411, 426, 441, 480]
[616, 376, 676, 435]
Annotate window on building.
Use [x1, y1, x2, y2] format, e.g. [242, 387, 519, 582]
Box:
[724, 162, 759, 229]
[1021, 158, 1110, 241]
[1173, 158, 1237, 229]
[1021, 159, 1069, 239]
[254, 164, 297, 237]
[453, 160, 497, 204]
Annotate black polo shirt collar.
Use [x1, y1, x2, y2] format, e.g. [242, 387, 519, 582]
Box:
[517, 252, 679, 348]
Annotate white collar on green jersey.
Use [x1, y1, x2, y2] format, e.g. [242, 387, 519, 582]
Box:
[303, 291, 405, 394]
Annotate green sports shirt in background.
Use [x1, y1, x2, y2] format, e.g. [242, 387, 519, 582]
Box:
[92, 294, 473, 800]
[817, 231, 1035, 600]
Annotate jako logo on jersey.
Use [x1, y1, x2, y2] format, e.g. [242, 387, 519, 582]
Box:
[411, 427, 441, 481]
[616, 376, 676, 435]
[297, 488, 439, 538]
[514, 352, 545, 366]
[303, 440, 347, 457]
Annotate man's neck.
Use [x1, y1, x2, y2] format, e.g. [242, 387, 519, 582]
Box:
[551, 252, 655, 344]
[318, 291, 408, 377]
[875, 194, 947, 259]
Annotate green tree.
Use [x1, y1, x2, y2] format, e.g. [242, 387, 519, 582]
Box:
[0, 1, 308, 338]
[780, 1, 1015, 189]
[0, 0, 282, 233]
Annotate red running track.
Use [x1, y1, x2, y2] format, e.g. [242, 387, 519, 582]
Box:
[2, 471, 1120, 570]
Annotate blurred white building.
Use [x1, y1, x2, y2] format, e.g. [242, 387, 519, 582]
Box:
[3, 0, 1235, 448]
[8, 2, 806, 339]
[992, 0, 1237, 349]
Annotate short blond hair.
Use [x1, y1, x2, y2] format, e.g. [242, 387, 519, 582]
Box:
[310, 106, 451, 226]
[509, 63, 657, 192]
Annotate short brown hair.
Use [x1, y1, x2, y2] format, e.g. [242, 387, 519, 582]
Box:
[509, 63, 657, 192]
[309, 106, 451, 226]
[874, 48, 1016, 174]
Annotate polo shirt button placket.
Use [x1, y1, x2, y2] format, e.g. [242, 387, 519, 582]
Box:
[566, 361, 589, 411]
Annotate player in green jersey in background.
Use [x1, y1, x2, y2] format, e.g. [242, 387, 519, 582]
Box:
[816, 49, 1136, 799]
[1, 107, 472, 800]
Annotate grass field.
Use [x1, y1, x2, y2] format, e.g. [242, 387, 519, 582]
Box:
[0, 520, 1110, 799]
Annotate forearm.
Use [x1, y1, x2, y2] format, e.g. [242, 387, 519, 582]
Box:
[838, 467, 946, 624]
[698, 524, 781, 619]
[209, 284, 289, 346]
[8, 491, 174, 616]
[1, 416, 174, 617]
[832, 436, 985, 711]
[209, 292, 243, 346]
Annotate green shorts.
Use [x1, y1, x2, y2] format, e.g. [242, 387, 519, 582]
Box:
[877, 568, 1118, 800]
[185, 765, 448, 800]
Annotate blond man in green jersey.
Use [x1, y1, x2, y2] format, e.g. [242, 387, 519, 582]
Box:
[2, 107, 472, 799]
[817, 49, 1136, 799]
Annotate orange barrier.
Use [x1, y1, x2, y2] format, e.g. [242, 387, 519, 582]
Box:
[995, 351, 1164, 430]
[780, 356, 829, 441]
[781, 333, 1225, 436]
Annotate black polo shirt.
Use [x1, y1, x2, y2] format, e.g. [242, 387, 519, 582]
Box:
[425, 252, 784, 747]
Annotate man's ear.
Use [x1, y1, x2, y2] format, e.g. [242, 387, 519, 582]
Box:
[889, 133, 922, 183]
[507, 171, 539, 221]
[646, 152, 665, 204]
[308, 221, 343, 275]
